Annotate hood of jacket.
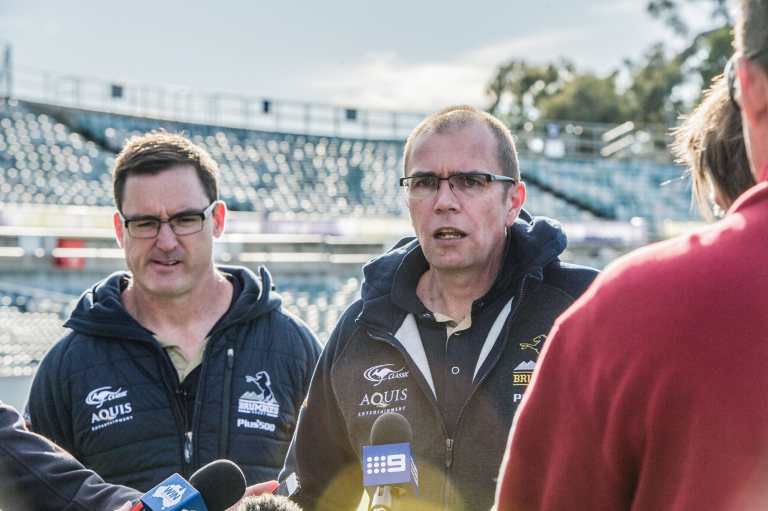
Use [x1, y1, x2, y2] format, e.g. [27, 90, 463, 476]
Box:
[63, 265, 282, 342]
[358, 209, 567, 331]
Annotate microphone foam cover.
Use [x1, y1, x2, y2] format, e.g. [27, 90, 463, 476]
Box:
[189, 459, 247, 511]
[370, 411, 413, 445]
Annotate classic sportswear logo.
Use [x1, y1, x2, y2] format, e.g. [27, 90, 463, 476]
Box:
[238, 371, 280, 419]
[85, 386, 128, 408]
[513, 360, 536, 386]
[363, 364, 409, 386]
[85, 385, 133, 432]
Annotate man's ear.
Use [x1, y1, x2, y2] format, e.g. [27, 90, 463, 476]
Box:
[211, 201, 227, 238]
[506, 181, 526, 226]
[113, 211, 125, 249]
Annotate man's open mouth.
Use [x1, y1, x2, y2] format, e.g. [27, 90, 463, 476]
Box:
[434, 228, 467, 240]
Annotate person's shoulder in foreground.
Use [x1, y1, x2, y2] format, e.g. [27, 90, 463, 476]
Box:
[495, 181, 768, 511]
[0, 401, 139, 511]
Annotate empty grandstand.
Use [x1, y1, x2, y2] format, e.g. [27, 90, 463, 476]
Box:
[0, 66, 698, 407]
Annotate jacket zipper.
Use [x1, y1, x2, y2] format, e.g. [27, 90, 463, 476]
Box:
[443, 274, 532, 508]
[442, 437, 455, 508]
[184, 430, 193, 464]
[367, 329, 452, 510]
[369, 274, 533, 510]
[155, 346, 191, 475]
[219, 347, 235, 457]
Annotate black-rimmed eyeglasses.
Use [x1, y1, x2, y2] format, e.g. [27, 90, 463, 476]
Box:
[119, 201, 219, 239]
[727, 48, 768, 109]
[399, 172, 516, 200]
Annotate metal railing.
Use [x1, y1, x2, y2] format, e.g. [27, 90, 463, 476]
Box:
[5, 53, 673, 159]
[10, 65, 427, 140]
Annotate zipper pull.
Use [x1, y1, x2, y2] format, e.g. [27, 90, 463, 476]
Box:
[227, 347, 234, 368]
[445, 437, 454, 469]
[184, 431, 193, 464]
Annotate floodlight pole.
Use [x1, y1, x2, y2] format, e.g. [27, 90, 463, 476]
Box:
[0, 42, 12, 103]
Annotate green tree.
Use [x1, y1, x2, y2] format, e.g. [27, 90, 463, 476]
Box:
[647, 0, 733, 100]
[622, 44, 685, 124]
[483, 0, 731, 126]
[537, 73, 625, 123]
[486, 59, 574, 124]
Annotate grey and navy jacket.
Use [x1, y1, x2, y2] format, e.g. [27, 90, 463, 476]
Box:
[26, 266, 321, 492]
[280, 212, 598, 511]
[0, 401, 140, 511]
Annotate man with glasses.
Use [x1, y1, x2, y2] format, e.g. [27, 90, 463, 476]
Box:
[278, 106, 597, 510]
[26, 132, 321, 492]
[495, 2, 768, 510]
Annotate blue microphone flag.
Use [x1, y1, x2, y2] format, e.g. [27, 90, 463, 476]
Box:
[362, 442, 418, 489]
[140, 473, 208, 511]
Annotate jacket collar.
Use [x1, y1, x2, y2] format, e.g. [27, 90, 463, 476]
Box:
[64, 265, 281, 341]
[357, 209, 567, 334]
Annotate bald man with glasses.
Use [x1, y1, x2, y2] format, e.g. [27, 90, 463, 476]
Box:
[26, 132, 321, 493]
[278, 105, 598, 511]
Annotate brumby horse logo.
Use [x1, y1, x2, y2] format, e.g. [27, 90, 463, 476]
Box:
[245, 372, 274, 403]
[239, 371, 280, 418]
[520, 335, 546, 354]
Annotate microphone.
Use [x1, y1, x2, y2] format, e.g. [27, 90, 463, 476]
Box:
[238, 494, 303, 510]
[131, 459, 246, 511]
[362, 412, 419, 511]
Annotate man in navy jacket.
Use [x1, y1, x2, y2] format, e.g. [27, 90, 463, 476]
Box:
[279, 106, 597, 510]
[27, 132, 321, 491]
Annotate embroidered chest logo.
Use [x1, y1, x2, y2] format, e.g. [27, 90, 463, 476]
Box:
[85, 386, 133, 432]
[513, 361, 536, 386]
[519, 334, 546, 354]
[237, 371, 280, 433]
[357, 387, 409, 417]
[363, 364, 409, 386]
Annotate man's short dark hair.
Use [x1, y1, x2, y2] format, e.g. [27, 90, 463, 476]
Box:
[403, 105, 520, 181]
[737, 0, 768, 71]
[112, 131, 219, 212]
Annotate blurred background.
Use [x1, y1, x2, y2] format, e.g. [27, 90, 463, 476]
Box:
[0, 0, 734, 408]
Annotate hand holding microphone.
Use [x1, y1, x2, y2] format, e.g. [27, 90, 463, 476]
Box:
[130, 459, 246, 511]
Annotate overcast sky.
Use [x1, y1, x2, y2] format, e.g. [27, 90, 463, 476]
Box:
[0, 0, 719, 112]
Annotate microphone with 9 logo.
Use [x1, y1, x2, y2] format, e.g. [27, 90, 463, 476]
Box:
[361, 412, 418, 511]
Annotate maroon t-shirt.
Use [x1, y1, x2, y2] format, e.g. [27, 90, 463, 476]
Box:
[497, 181, 768, 510]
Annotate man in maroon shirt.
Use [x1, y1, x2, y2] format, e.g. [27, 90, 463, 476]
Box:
[495, 2, 768, 510]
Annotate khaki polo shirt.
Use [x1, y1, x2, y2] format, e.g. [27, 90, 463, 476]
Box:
[155, 336, 208, 382]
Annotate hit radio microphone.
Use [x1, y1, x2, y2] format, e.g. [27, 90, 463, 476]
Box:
[131, 459, 246, 511]
[362, 412, 419, 511]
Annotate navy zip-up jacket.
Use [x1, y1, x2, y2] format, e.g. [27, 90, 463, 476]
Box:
[280, 211, 598, 511]
[27, 265, 321, 492]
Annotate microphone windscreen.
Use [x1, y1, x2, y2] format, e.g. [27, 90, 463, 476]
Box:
[238, 495, 303, 511]
[369, 411, 413, 445]
[189, 459, 247, 511]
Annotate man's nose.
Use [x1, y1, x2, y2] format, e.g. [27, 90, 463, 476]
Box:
[155, 222, 179, 250]
[433, 179, 460, 212]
